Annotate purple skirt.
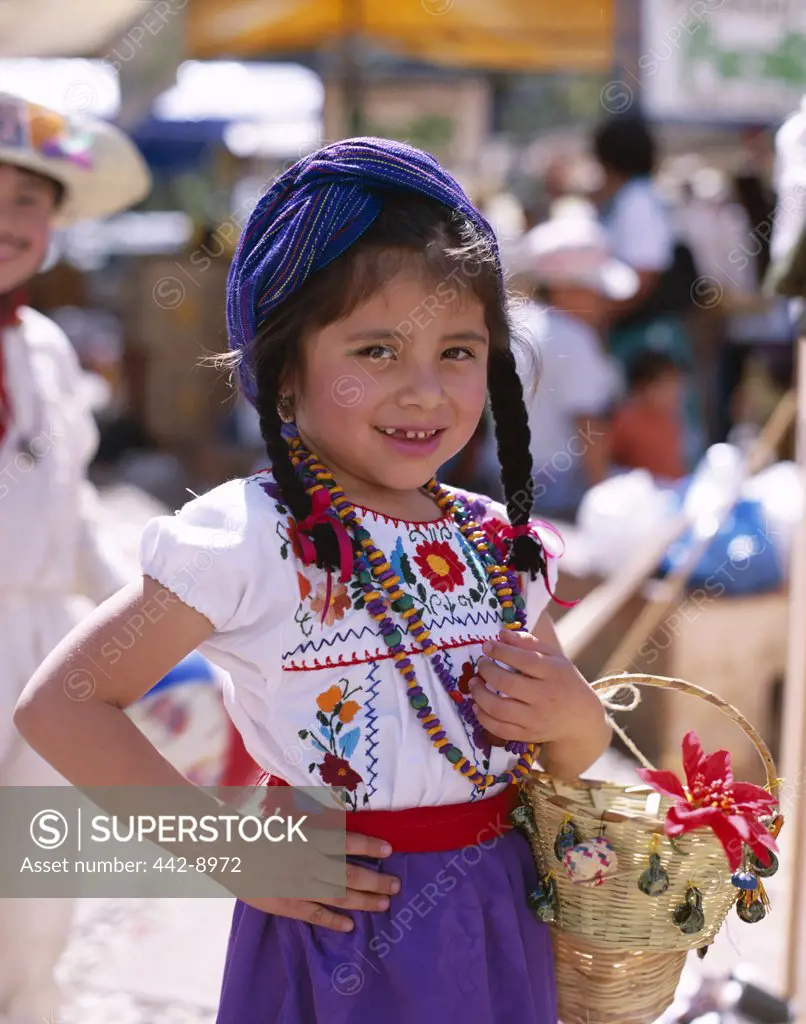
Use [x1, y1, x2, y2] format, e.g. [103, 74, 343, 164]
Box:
[216, 829, 557, 1023]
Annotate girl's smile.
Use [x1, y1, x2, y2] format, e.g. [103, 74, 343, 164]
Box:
[374, 425, 447, 456]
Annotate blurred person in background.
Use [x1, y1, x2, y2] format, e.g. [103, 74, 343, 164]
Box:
[721, 170, 794, 442]
[0, 91, 150, 1024]
[609, 350, 686, 480]
[591, 114, 704, 468]
[510, 211, 630, 519]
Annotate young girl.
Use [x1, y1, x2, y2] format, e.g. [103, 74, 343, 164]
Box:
[16, 137, 611, 1023]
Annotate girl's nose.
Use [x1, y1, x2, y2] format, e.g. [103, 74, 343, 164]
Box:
[397, 367, 446, 409]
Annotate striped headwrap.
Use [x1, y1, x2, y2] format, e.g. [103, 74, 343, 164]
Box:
[226, 136, 500, 403]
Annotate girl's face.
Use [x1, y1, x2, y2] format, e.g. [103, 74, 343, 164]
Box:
[291, 269, 490, 502]
[0, 164, 58, 294]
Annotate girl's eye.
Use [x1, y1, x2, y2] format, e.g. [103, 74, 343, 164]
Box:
[443, 346, 475, 361]
[355, 344, 396, 360]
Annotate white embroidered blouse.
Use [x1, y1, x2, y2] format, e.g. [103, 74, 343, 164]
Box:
[139, 473, 563, 810]
[0, 309, 135, 763]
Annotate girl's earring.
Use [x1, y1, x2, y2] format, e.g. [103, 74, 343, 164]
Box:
[277, 394, 295, 424]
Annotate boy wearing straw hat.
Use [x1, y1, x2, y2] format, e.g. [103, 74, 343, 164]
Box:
[0, 91, 150, 1023]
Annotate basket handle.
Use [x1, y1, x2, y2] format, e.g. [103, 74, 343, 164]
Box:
[592, 672, 780, 801]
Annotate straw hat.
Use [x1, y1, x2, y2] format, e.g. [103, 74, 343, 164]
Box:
[514, 211, 639, 300]
[0, 91, 151, 225]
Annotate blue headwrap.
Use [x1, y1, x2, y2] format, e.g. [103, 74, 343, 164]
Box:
[226, 137, 500, 404]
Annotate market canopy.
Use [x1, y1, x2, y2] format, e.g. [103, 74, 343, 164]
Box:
[187, 0, 614, 72]
[0, 0, 144, 57]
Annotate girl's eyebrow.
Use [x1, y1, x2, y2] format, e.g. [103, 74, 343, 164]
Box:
[442, 331, 488, 344]
[345, 330, 400, 341]
[344, 329, 489, 343]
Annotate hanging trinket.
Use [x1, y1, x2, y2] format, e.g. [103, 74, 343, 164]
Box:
[731, 869, 759, 891]
[510, 803, 538, 841]
[638, 836, 670, 897]
[735, 875, 770, 924]
[744, 812, 782, 879]
[672, 886, 705, 935]
[748, 849, 779, 878]
[553, 815, 581, 861]
[736, 889, 767, 924]
[527, 872, 558, 924]
[563, 835, 619, 888]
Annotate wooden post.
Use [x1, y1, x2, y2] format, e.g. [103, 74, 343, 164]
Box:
[341, 0, 365, 136]
[781, 335, 806, 1001]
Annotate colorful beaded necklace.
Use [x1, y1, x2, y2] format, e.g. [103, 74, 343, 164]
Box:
[287, 434, 539, 793]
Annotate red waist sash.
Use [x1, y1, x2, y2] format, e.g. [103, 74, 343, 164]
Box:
[265, 776, 517, 853]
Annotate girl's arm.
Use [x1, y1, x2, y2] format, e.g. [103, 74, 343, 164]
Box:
[14, 575, 215, 787]
[15, 575, 400, 932]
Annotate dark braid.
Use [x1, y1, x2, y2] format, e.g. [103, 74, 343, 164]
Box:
[487, 346, 547, 582]
[253, 342, 344, 573]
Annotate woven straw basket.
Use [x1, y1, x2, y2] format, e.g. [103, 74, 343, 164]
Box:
[521, 673, 780, 1024]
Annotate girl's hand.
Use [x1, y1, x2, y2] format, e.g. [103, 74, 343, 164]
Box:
[469, 626, 611, 779]
[244, 831, 400, 933]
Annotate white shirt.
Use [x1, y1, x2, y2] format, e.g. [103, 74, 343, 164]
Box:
[139, 474, 563, 810]
[514, 303, 623, 473]
[0, 308, 134, 761]
[604, 178, 674, 272]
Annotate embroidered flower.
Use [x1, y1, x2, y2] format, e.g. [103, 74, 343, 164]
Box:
[302, 679, 367, 809]
[413, 540, 466, 593]
[297, 572, 312, 601]
[390, 535, 416, 586]
[319, 752, 363, 791]
[286, 517, 304, 560]
[457, 659, 476, 695]
[259, 479, 281, 502]
[339, 700, 360, 723]
[316, 685, 343, 713]
[390, 536, 405, 581]
[310, 581, 351, 626]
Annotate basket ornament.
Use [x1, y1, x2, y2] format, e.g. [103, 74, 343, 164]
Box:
[512, 672, 784, 1024]
[636, 729, 779, 872]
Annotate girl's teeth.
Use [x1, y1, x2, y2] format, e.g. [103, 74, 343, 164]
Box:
[379, 428, 437, 439]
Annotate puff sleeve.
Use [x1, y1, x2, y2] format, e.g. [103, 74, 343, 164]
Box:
[138, 477, 296, 636]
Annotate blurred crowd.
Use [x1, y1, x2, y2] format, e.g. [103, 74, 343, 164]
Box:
[39, 112, 798, 529]
[438, 114, 796, 522]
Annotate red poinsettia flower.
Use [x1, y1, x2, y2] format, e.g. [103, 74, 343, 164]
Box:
[413, 540, 466, 593]
[637, 730, 778, 871]
[318, 752, 363, 792]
